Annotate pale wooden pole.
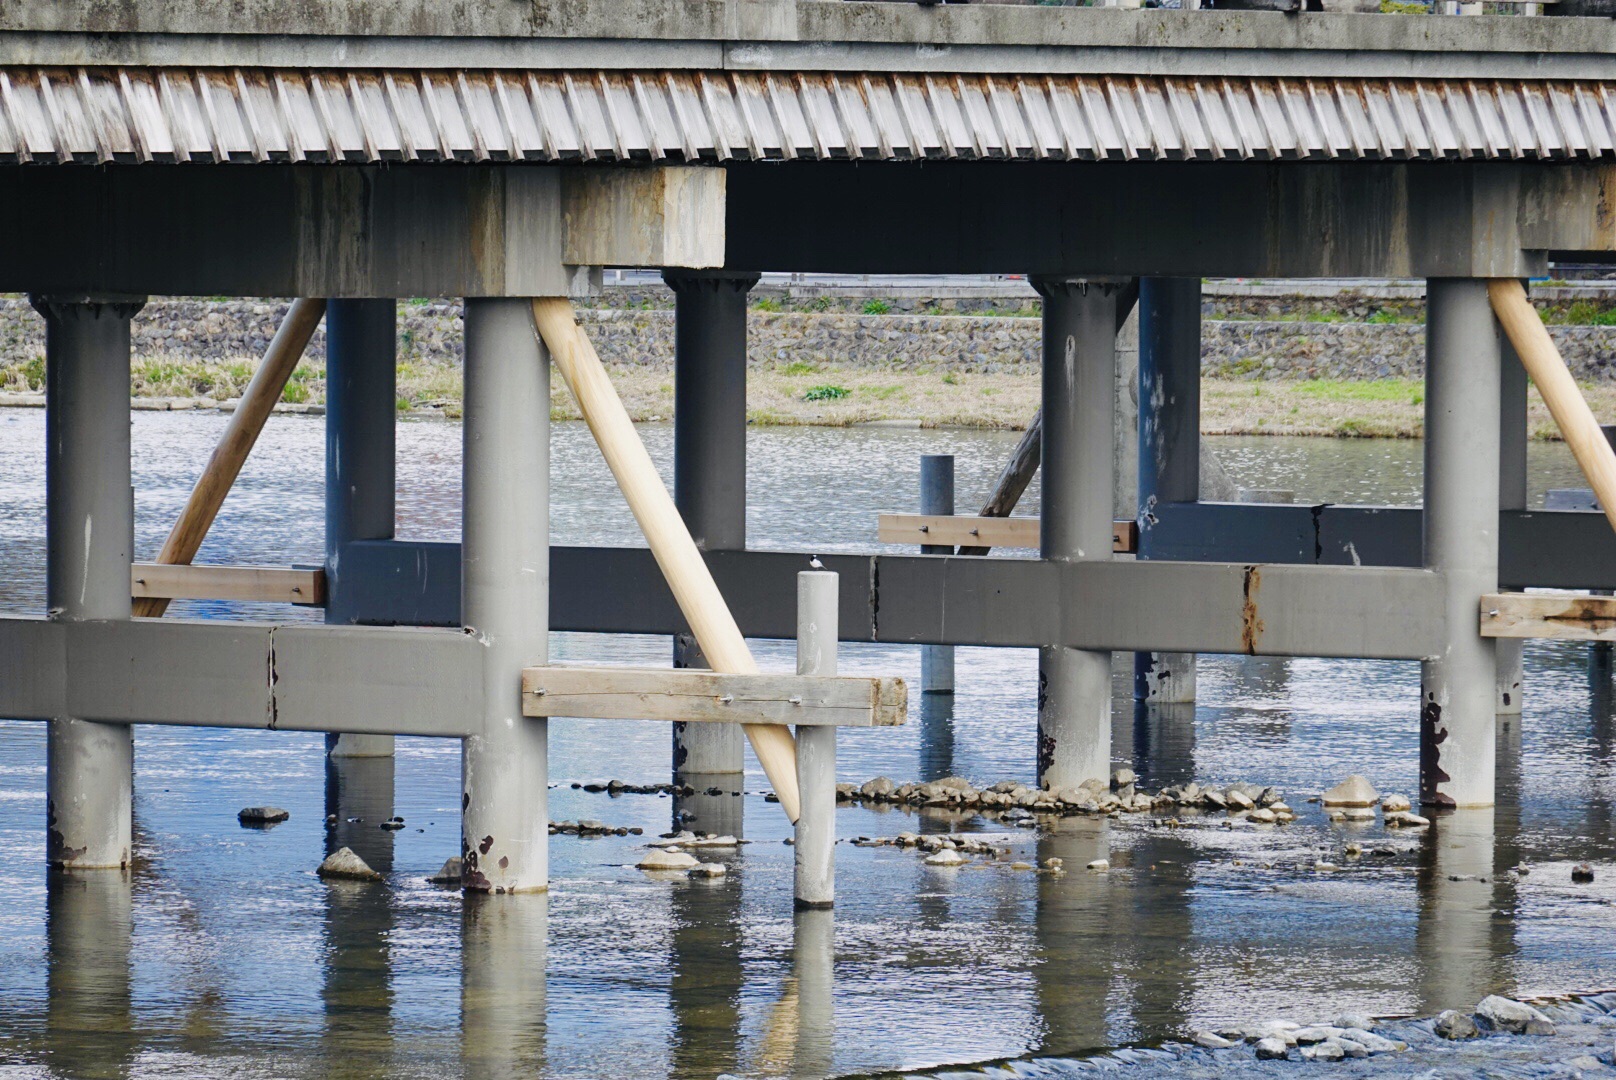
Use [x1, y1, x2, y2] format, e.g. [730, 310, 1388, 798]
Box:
[531, 297, 803, 822]
[133, 298, 327, 618]
[1488, 279, 1616, 536]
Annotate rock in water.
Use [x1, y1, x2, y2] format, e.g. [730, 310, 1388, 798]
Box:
[238, 806, 289, 825]
[1475, 995, 1555, 1036]
[1380, 794, 1412, 813]
[1433, 1010, 1480, 1040]
[924, 849, 966, 867]
[426, 857, 462, 885]
[1334, 1013, 1374, 1031]
[1192, 1031, 1234, 1049]
[1086, 859, 1110, 872]
[1253, 1037, 1289, 1061]
[638, 849, 699, 871]
[860, 776, 896, 799]
[1572, 863, 1595, 883]
[1300, 1042, 1344, 1062]
[1322, 775, 1378, 807]
[317, 847, 382, 882]
[689, 862, 727, 878]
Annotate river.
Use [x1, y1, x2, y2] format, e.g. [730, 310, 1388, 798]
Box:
[0, 411, 1612, 1078]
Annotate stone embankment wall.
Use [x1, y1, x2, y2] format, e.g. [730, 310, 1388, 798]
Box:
[1, 290, 1615, 382]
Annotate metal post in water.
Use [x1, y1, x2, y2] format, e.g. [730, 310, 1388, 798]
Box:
[460, 297, 550, 893]
[35, 293, 143, 869]
[667, 271, 758, 805]
[1496, 336, 1528, 715]
[325, 298, 398, 758]
[1033, 277, 1119, 791]
[1421, 279, 1500, 810]
[1134, 277, 1201, 705]
[919, 453, 956, 694]
[794, 570, 838, 908]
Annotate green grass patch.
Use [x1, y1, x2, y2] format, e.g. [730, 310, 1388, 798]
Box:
[1291, 378, 1423, 405]
[782, 360, 817, 376]
[752, 297, 782, 313]
[803, 384, 849, 402]
[861, 299, 892, 315]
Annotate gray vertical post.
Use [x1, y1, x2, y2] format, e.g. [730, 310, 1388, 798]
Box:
[1496, 336, 1527, 715]
[1033, 277, 1119, 791]
[794, 570, 838, 908]
[326, 299, 398, 758]
[460, 298, 549, 893]
[1134, 277, 1201, 705]
[920, 453, 956, 694]
[1421, 279, 1500, 810]
[35, 294, 143, 870]
[666, 270, 758, 785]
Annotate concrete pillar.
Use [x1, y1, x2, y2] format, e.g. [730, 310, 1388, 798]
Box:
[919, 453, 956, 694]
[1134, 278, 1201, 705]
[1496, 336, 1527, 715]
[1033, 277, 1119, 791]
[666, 270, 757, 786]
[460, 298, 549, 893]
[1421, 279, 1500, 810]
[795, 570, 838, 909]
[35, 294, 143, 870]
[325, 298, 398, 758]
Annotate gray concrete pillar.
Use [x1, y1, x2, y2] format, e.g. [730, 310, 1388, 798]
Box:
[666, 270, 757, 785]
[1033, 277, 1119, 791]
[1496, 336, 1528, 715]
[919, 453, 956, 694]
[795, 570, 838, 909]
[35, 294, 143, 870]
[460, 298, 549, 893]
[1135, 278, 1202, 705]
[325, 298, 399, 758]
[1421, 279, 1500, 810]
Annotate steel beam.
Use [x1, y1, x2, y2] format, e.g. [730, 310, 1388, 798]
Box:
[1421, 279, 1500, 810]
[460, 297, 550, 894]
[36, 294, 142, 871]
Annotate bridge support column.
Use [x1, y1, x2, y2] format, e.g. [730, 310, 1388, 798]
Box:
[1496, 335, 1527, 715]
[666, 270, 756, 824]
[326, 298, 398, 758]
[919, 454, 956, 694]
[36, 293, 143, 869]
[460, 298, 550, 893]
[1421, 279, 1500, 810]
[1135, 277, 1201, 705]
[1034, 277, 1119, 791]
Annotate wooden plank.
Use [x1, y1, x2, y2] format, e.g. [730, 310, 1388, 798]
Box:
[878, 514, 1137, 554]
[1481, 591, 1616, 641]
[131, 563, 325, 605]
[521, 665, 907, 728]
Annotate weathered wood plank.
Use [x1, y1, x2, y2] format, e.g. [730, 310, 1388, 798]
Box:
[521, 664, 906, 727]
[131, 563, 326, 605]
[1481, 591, 1616, 640]
[878, 513, 1137, 554]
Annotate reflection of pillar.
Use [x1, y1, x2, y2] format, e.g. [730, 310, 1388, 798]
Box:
[46, 870, 134, 1077]
[668, 270, 757, 783]
[1119, 828, 1196, 1039]
[1414, 809, 1501, 1014]
[671, 777, 744, 839]
[669, 877, 743, 1079]
[1420, 280, 1500, 810]
[793, 909, 836, 1079]
[1034, 277, 1119, 791]
[321, 755, 396, 1073]
[1135, 278, 1200, 705]
[1496, 338, 1527, 714]
[325, 755, 397, 873]
[36, 294, 143, 869]
[1130, 701, 1196, 790]
[1033, 816, 1114, 1055]
[918, 692, 957, 782]
[326, 298, 398, 758]
[462, 893, 548, 1080]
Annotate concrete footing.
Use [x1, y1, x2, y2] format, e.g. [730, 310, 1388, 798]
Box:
[460, 297, 550, 893]
[1034, 277, 1119, 790]
[36, 294, 143, 870]
[1420, 279, 1500, 810]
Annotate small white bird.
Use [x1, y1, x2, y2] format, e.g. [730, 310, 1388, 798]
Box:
[809, 556, 825, 569]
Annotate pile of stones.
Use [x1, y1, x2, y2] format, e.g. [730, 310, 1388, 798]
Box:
[1434, 996, 1558, 1040]
[1192, 1015, 1410, 1062]
[835, 770, 1296, 822]
[636, 830, 741, 877]
[550, 820, 643, 836]
[1317, 774, 1431, 828]
[569, 780, 688, 796]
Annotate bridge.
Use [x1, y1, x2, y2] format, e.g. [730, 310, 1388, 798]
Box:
[3, 0, 1616, 899]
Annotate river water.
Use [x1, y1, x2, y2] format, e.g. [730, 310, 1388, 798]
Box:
[0, 412, 1613, 1078]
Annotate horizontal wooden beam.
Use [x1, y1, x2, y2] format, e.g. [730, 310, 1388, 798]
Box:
[878, 513, 1136, 553]
[1481, 591, 1616, 641]
[132, 563, 325, 605]
[521, 664, 906, 727]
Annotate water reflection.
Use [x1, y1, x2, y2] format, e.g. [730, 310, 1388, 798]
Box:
[1033, 816, 1115, 1056]
[917, 693, 958, 782]
[321, 756, 396, 1076]
[462, 893, 548, 1079]
[669, 869, 744, 1078]
[671, 773, 744, 839]
[1130, 702, 1196, 790]
[791, 909, 836, 1079]
[1414, 809, 1510, 1015]
[45, 869, 133, 1080]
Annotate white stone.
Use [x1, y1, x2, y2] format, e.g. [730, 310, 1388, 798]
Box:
[1086, 859, 1110, 872]
[1253, 1037, 1289, 1060]
[1476, 995, 1555, 1035]
[1380, 794, 1412, 813]
[1335, 1038, 1370, 1059]
[1226, 789, 1256, 811]
[317, 847, 381, 882]
[1191, 1031, 1234, 1049]
[1249, 808, 1277, 824]
[1300, 1042, 1344, 1062]
[689, 862, 727, 877]
[1385, 811, 1431, 828]
[1322, 774, 1379, 807]
[638, 849, 699, 871]
[925, 849, 966, 866]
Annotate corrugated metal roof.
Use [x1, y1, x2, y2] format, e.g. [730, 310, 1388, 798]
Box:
[0, 67, 1612, 165]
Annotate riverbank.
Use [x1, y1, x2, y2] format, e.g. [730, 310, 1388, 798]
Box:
[0, 367, 1601, 438]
